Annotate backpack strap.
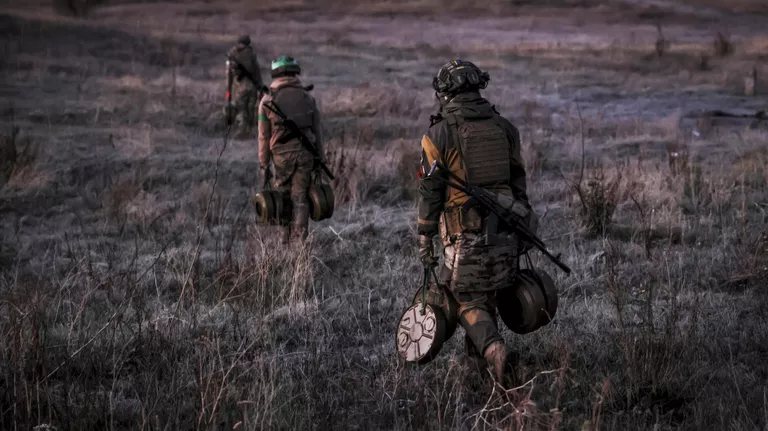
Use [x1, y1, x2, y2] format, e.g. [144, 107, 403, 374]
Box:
[444, 114, 465, 170]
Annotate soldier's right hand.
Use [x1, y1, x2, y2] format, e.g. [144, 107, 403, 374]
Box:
[418, 234, 439, 268]
[312, 157, 323, 172]
[260, 166, 272, 189]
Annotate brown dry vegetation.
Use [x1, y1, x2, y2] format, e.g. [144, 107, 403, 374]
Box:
[1, 0, 768, 430]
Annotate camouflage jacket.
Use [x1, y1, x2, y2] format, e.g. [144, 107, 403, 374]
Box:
[257, 76, 323, 167]
[417, 92, 529, 237]
[227, 43, 264, 88]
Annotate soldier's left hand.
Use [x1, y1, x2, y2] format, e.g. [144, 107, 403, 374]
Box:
[418, 234, 438, 268]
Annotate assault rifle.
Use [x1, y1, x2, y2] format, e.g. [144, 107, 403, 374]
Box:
[262, 101, 335, 181]
[426, 160, 571, 275]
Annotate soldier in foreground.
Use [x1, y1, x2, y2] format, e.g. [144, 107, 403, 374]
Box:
[227, 35, 265, 139]
[258, 56, 323, 244]
[416, 60, 534, 383]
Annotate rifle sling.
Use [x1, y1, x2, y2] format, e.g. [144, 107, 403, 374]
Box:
[264, 101, 319, 157]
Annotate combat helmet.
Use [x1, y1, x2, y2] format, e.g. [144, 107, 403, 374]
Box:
[432, 59, 489, 101]
[271, 55, 301, 78]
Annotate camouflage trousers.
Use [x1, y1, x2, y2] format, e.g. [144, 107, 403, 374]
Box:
[232, 79, 259, 139]
[272, 150, 314, 244]
[441, 231, 519, 357]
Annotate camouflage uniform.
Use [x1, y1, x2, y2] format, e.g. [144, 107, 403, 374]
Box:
[227, 36, 264, 139]
[418, 87, 530, 378]
[258, 75, 323, 244]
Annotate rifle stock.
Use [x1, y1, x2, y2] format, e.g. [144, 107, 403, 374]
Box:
[427, 160, 572, 275]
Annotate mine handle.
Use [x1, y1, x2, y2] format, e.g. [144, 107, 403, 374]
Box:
[262, 101, 336, 181]
[426, 160, 572, 275]
[415, 265, 451, 316]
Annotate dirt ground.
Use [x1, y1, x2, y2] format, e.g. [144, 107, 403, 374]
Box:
[1, 1, 767, 430]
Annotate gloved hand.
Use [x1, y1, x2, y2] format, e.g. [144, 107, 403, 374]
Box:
[260, 166, 272, 190]
[418, 234, 438, 268]
[520, 210, 539, 253]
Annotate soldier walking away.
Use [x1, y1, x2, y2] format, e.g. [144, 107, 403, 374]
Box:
[258, 56, 323, 245]
[416, 60, 535, 385]
[226, 35, 265, 139]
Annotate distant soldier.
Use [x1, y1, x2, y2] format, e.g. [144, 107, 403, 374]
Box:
[227, 35, 265, 139]
[417, 60, 535, 383]
[258, 56, 323, 244]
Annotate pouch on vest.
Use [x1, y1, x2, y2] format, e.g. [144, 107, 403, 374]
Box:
[461, 206, 483, 233]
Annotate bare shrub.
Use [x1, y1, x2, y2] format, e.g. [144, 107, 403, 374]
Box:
[654, 23, 669, 58]
[0, 127, 17, 189]
[1, 126, 42, 190]
[733, 145, 768, 190]
[327, 142, 364, 207]
[576, 169, 621, 237]
[697, 53, 710, 71]
[104, 173, 143, 230]
[521, 138, 551, 179]
[713, 32, 733, 57]
[744, 66, 758, 96]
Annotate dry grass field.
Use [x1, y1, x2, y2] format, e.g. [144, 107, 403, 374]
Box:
[1, 0, 768, 430]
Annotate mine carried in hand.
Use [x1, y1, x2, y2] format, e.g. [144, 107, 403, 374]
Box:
[396, 267, 458, 364]
[496, 266, 558, 334]
[308, 176, 334, 221]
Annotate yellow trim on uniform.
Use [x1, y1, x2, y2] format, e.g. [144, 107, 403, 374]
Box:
[418, 218, 438, 225]
[420, 135, 440, 166]
[444, 148, 469, 206]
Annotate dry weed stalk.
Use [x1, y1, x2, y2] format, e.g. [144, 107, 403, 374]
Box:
[0, 126, 18, 188]
[654, 23, 669, 58]
[474, 367, 567, 430]
[562, 102, 621, 237]
[713, 32, 733, 57]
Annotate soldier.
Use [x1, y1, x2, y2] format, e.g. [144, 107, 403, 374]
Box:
[417, 60, 534, 383]
[258, 56, 323, 244]
[227, 35, 265, 139]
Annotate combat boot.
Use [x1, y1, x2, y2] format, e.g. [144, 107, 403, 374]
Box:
[483, 342, 511, 384]
[461, 334, 485, 372]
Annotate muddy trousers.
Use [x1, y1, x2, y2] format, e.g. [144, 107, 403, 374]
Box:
[454, 290, 504, 358]
[272, 150, 314, 244]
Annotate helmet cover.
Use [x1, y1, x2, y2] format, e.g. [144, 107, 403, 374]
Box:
[271, 55, 302, 77]
[432, 59, 490, 97]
